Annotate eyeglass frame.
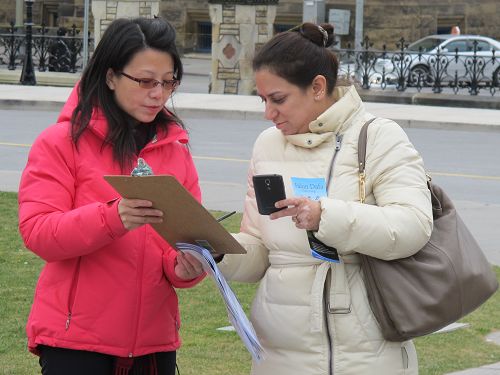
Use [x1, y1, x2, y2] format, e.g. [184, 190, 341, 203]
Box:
[118, 71, 180, 91]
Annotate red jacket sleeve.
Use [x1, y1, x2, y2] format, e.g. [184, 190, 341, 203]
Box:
[18, 124, 127, 262]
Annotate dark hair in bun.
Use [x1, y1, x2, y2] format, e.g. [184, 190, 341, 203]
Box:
[292, 22, 335, 48]
[253, 22, 338, 94]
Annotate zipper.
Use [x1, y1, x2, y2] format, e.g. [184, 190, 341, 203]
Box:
[324, 272, 334, 375]
[326, 134, 344, 193]
[128, 225, 147, 357]
[65, 257, 82, 330]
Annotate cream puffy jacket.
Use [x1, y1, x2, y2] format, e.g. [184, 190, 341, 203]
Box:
[219, 86, 433, 375]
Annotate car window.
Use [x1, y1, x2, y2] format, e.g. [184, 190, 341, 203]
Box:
[407, 37, 444, 52]
[444, 40, 468, 53]
[467, 41, 492, 52]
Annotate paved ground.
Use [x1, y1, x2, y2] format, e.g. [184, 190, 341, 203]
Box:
[0, 55, 499, 374]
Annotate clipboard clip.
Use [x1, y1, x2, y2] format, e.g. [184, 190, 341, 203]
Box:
[131, 158, 154, 176]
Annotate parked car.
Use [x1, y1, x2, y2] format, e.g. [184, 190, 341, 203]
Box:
[401, 34, 500, 86]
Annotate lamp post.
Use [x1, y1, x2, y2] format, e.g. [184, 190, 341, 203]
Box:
[354, 0, 364, 49]
[20, 0, 36, 85]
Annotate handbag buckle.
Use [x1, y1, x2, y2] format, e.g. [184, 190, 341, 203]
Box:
[359, 171, 366, 203]
[327, 303, 351, 314]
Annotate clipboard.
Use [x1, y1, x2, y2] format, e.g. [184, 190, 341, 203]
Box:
[104, 175, 246, 254]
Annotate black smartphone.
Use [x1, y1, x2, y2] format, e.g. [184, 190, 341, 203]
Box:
[253, 174, 287, 215]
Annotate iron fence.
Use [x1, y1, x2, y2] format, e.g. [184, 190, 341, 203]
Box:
[335, 36, 499, 96]
[0, 21, 93, 73]
[1, 25, 499, 97]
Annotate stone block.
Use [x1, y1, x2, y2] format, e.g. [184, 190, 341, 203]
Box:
[235, 5, 256, 24]
[210, 79, 224, 94]
[220, 27, 238, 35]
[209, 4, 223, 24]
[217, 72, 240, 80]
[116, 2, 140, 18]
[218, 67, 239, 73]
[222, 10, 235, 18]
[238, 79, 256, 95]
[224, 85, 238, 94]
[220, 24, 240, 31]
[239, 24, 258, 48]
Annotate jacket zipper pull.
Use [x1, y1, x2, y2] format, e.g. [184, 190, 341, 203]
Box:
[65, 312, 72, 330]
[335, 134, 343, 151]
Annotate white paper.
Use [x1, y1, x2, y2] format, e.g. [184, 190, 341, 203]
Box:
[176, 243, 264, 362]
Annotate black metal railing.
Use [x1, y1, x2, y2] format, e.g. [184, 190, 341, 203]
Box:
[335, 36, 499, 96]
[0, 21, 93, 73]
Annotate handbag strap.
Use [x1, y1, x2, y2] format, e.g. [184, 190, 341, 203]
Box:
[357, 118, 377, 203]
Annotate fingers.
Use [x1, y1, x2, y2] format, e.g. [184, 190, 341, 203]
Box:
[269, 198, 302, 219]
[271, 198, 321, 231]
[175, 252, 205, 280]
[118, 198, 163, 231]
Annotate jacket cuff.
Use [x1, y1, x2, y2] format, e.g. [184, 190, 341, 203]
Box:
[103, 198, 128, 239]
[164, 250, 206, 288]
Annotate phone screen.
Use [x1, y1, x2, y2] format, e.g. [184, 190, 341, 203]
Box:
[253, 174, 286, 215]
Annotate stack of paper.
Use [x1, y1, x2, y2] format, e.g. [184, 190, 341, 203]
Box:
[176, 243, 264, 362]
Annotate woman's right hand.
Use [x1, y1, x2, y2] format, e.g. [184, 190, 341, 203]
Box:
[118, 198, 163, 231]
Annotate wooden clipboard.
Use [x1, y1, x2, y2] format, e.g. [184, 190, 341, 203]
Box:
[104, 175, 246, 254]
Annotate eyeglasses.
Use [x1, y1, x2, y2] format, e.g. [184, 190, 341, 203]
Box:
[118, 71, 179, 91]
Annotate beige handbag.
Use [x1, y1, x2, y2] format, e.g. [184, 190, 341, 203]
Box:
[357, 118, 498, 342]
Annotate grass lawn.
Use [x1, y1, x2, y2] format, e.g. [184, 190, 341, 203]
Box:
[1, 192, 499, 374]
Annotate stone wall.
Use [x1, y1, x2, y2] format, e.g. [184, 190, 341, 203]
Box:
[157, 0, 500, 51]
[2, 0, 499, 50]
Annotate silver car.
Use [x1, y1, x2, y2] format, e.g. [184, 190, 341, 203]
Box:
[403, 34, 500, 86]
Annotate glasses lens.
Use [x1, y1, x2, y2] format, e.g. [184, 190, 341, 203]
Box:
[138, 79, 178, 90]
[139, 79, 157, 89]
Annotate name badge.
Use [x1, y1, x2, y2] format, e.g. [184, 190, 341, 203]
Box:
[291, 177, 327, 201]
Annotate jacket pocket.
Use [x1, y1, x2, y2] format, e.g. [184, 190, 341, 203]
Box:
[65, 257, 81, 330]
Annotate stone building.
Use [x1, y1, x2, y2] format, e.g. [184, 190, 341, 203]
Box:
[2, 0, 499, 50]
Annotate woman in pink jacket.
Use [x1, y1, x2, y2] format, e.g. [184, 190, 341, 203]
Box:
[18, 17, 205, 375]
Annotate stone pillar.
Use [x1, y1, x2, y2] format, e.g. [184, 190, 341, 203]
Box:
[92, 0, 160, 45]
[209, 0, 278, 95]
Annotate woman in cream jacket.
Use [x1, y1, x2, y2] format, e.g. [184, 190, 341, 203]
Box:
[217, 23, 433, 375]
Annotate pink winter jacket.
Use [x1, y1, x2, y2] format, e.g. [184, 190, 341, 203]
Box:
[18, 88, 204, 358]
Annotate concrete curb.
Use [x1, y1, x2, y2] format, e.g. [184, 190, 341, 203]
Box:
[358, 89, 500, 110]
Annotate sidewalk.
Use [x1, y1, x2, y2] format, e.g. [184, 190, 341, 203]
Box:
[0, 83, 499, 133]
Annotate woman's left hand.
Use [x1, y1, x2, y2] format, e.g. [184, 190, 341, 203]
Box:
[270, 197, 322, 231]
[175, 252, 205, 280]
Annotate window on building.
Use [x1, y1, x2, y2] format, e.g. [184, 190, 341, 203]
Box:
[437, 17, 464, 35]
[196, 22, 211, 53]
[274, 24, 295, 34]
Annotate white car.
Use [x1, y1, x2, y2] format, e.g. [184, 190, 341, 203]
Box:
[401, 34, 500, 87]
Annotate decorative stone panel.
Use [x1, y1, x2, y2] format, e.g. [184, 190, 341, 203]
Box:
[209, 0, 278, 95]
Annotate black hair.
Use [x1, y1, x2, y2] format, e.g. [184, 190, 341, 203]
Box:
[71, 17, 184, 170]
[253, 22, 339, 94]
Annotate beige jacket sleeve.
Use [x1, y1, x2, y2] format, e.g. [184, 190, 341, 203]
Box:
[217, 158, 270, 282]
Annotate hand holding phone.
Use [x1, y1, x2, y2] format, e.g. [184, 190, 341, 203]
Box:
[253, 174, 286, 215]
